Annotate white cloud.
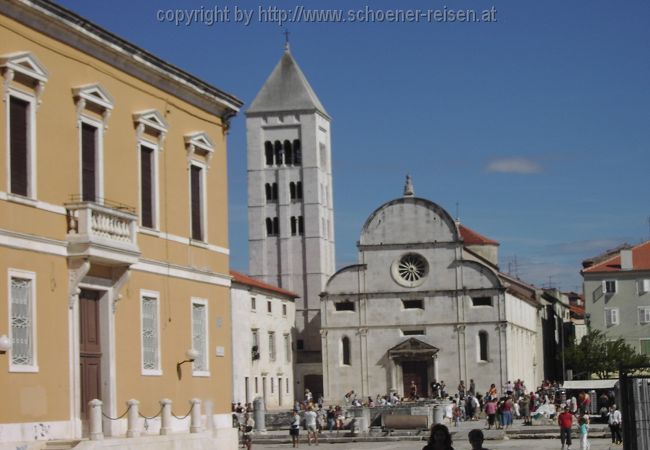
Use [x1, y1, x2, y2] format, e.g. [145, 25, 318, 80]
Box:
[486, 158, 542, 174]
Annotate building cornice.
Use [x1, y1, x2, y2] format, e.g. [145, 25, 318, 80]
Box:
[1, 0, 243, 119]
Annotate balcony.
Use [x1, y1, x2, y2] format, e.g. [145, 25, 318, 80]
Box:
[65, 198, 140, 266]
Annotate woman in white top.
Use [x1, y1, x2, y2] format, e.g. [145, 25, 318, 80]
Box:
[289, 410, 301, 447]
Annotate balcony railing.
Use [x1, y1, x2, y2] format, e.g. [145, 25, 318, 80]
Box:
[65, 198, 140, 265]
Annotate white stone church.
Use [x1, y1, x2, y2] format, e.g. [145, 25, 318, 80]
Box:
[245, 46, 543, 403]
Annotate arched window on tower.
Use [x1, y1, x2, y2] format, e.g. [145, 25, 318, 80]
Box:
[264, 141, 274, 166]
[293, 140, 302, 165]
[274, 140, 283, 165]
[272, 183, 278, 201]
[289, 182, 296, 200]
[341, 336, 351, 366]
[273, 217, 280, 235]
[290, 216, 297, 236]
[296, 182, 303, 200]
[298, 216, 304, 235]
[265, 183, 272, 202]
[265, 218, 273, 236]
[478, 331, 489, 362]
[284, 140, 293, 166]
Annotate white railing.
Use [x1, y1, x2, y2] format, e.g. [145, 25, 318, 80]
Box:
[65, 200, 139, 264]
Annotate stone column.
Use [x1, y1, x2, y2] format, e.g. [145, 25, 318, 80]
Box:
[253, 396, 266, 433]
[89, 399, 104, 441]
[126, 399, 140, 437]
[190, 398, 202, 433]
[160, 398, 172, 435]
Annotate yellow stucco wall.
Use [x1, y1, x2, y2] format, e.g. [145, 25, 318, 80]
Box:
[0, 248, 70, 423]
[0, 8, 235, 428]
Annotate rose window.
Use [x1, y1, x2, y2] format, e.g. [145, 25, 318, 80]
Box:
[391, 253, 428, 288]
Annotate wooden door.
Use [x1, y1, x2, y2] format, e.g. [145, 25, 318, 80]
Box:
[402, 361, 428, 398]
[80, 289, 101, 417]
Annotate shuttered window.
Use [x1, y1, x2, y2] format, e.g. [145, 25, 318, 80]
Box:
[192, 301, 207, 372]
[190, 165, 203, 240]
[10, 274, 35, 369]
[141, 295, 159, 372]
[9, 97, 29, 196]
[81, 123, 97, 202]
[638, 307, 650, 325]
[140, 146, 155, 228]
[605, 308, 619, 327]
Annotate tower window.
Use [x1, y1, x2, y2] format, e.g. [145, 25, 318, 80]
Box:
[290, 182, 303, 200]
[293, 140, 302, 165]
[274, 140, 283, 165]
[284, 140, 293, 165]
[291, 216, 304, 236]
[291, 217, 297, 236]
[266, 217, 279, 236]
[264, 141, 273, 165]
[298, 216, 304, 235]
[265, 183, 278, 202]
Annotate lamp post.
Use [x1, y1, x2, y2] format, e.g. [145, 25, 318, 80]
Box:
[0, 335, 11, 354]
[177, 348, 199, 380]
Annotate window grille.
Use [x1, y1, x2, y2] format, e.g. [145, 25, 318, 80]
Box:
[11, 277, 33, 366]
[192, 303, 207, 371]
[142, 296, 159, 370]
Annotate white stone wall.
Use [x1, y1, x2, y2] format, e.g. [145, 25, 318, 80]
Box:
[230, 284, 295, 409]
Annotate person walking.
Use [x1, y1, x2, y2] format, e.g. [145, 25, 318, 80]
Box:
[607, 404, 622, 445]
[579, 414, 590, 450]
[558, 406, 574, 450]
[241, 412, 254, 450]
[289, 410, 301, 448]
[422, 423, 455, 450]
[485, 398, 497, 430]
[304, 405, 318, 446]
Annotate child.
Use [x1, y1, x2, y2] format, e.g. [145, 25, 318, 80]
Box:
[468, 429, 490, 450]
[579, 414, 590, 450]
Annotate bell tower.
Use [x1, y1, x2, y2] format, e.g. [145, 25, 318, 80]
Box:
[246, 46, 335, 395]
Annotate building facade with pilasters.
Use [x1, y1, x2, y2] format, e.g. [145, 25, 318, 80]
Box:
[320, 180, 542, 402]
[0, 0, 241, 446]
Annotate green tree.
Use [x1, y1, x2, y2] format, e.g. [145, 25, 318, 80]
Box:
[563, 329, 650, 379]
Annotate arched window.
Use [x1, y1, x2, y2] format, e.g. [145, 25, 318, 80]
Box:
[274, 140, 283, 165]
[296, 182, 303, 199]
[264, 141, 273, 165]
[293, 140, 302, 165]
[478, 331, 488, 362]
[273, 217, 279, 235]
[289, 182, 296, 200]
[265, 218, 273, 236]
[298, 216, 304, 235]
[265, 183, 272, 201]
[291, 216, 297, 235]
[272, 183, 278, 200]
[284, 140, 293, 166]
[341, 336, 351, 366]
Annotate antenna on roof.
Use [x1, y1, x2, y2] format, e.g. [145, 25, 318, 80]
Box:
[283, 29, 290, 51]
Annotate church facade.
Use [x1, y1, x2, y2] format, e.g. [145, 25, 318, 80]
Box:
[246, 46, 335, 396]
[320, 180, 542, 402]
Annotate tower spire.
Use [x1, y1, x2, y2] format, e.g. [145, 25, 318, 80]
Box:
[403, 174, 414, 197]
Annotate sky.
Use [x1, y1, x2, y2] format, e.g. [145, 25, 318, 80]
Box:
[56, 0, 650, 292]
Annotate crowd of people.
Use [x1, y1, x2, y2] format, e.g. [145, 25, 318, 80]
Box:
[236, 378, 625, 449]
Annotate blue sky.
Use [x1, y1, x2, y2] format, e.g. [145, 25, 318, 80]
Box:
[57, 0, 650, 292]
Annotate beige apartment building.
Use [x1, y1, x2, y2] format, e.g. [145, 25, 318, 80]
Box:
[0, 0, 242, 447]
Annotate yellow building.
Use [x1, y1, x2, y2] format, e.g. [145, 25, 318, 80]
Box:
[0, 0, 242, 447]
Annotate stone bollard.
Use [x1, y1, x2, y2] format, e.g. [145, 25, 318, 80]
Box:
[160, 398, 172, 435]
[126, 399, 140, 438]
[190, 398, 202, 433]
[89, 399, 104, 441]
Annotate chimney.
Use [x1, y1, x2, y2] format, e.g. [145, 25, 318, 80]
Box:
[621, 248, 633, 270]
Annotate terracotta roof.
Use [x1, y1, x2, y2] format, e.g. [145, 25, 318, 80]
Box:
[459, 224, 499, 246]
[582, 241, 650, 273]
[570, 305, 585, 318]
[230, 270, 299, 299]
